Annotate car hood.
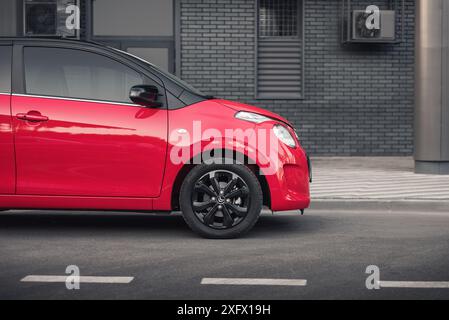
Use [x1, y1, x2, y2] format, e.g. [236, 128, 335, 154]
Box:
[212, 99, 293, 127]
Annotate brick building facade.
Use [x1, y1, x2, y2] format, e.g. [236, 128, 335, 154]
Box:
[179, 0, 415, 156]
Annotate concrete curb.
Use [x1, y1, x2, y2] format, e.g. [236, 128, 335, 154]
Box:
[309, 199, 449, 213]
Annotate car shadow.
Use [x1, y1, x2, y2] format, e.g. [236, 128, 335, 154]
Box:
[0, 211, 327, 238]
[0, 211, 186, 231]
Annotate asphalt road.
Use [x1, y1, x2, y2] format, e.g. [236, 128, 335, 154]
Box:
[1, 209, 449, 300]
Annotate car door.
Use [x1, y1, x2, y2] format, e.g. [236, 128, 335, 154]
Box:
[0, 44, 15, 195]
[11, 45, 167, 198]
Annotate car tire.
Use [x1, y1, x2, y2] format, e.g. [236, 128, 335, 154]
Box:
[180, 164, 263, 239]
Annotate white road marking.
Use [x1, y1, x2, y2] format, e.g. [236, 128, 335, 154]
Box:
[380, 281, 449, 289]
[201, 278, 307, 286]
[21, 275, 134, 284]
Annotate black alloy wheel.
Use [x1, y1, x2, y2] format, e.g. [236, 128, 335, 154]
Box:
[180, 164, 263, 239]
[192, 170, 250, 229]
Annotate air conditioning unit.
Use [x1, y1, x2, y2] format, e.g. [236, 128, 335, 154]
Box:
[24, 0, 79, 38]
[352, 10, 396, 42]
[25, 2, 57, 36]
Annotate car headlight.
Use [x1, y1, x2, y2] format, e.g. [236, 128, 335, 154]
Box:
[235, 111, 271, 124]
[273, 124, 296, 148]
[294, 129, 300, 141]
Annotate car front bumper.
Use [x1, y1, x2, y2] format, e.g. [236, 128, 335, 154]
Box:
[263, 144, 311, 212]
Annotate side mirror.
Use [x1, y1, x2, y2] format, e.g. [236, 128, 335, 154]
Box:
[129, 85, 162, 108]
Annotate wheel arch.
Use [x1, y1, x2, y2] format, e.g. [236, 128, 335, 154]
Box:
[170, 149, 271, 211]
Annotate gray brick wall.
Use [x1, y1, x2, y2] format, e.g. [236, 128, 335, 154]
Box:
[179, 0, 415, 156]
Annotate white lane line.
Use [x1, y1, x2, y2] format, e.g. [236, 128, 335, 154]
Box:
[21, 275, 134, 284]
[201, 278, 307, 286]
[380, 281, 449, 289]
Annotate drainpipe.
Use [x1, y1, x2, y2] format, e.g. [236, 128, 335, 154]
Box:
[415, 0, 449, 174]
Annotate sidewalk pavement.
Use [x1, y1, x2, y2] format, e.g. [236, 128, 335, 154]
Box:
[309, 157, 449, 212]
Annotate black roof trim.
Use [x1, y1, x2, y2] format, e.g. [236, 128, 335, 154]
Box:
[0, 37, 106, 48]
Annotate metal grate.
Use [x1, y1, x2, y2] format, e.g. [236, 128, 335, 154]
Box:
[259, 0, 299, 37]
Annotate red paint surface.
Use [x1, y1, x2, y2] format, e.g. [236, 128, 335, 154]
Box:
[1, 95, 310, 212]
[0, 94, 15, 194]
[11, 95, 167, 198]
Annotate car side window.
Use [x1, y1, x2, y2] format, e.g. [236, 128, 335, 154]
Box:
[24, 47, 145, 104]
[0, 46, 11, 93]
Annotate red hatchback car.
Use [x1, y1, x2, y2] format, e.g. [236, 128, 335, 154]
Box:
[0, 38, 310, 238]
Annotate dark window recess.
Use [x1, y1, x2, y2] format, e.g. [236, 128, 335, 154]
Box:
[259, 0, 299, 37]
[256, 0, 303, 99]
[24, 47, 146, 104]
[0, 46, 12, 93]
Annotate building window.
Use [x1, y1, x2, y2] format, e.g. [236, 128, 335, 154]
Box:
[24, 0, 79, 37]
[256, 0, 303, 99]
[259, 0, 299, 37]
[93, 0, 173, 37]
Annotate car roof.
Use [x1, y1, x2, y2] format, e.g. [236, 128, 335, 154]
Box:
[0, 37, 169, 84]
[0, 36, 137, 66]
[1, 37, 95, 43]
[0, 37, 109, 50]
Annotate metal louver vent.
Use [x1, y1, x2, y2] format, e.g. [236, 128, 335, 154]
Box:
[256, 0, 303, 99]
[256, 39, 302, 99]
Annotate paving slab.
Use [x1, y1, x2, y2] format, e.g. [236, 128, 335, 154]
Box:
[310, 157, 449, 212]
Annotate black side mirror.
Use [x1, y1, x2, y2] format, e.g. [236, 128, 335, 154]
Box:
[129, 85, 162, 108]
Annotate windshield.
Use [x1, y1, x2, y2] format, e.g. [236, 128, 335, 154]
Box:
[111, 47, 207, 97]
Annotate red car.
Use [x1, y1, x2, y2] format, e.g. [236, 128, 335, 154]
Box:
[0, 38, 311, 238]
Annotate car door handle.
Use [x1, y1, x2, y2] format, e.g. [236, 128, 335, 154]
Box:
[16, 112, 49, 122]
